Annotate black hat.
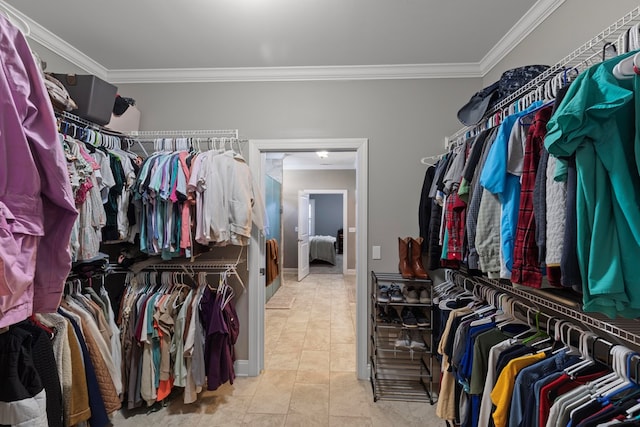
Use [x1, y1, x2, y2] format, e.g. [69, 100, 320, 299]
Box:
[457, 81, 500, 126]
[457, 64, 550, 126]
[113, 95, 136, 116]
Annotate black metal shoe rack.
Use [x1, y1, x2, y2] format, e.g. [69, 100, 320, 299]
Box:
[369, 271, 436, 403]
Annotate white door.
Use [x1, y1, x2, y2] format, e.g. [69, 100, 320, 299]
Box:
[298, 191, 310, 281]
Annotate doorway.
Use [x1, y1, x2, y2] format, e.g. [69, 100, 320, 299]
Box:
[299, 189, 348, 280]
[248, 139, 369, 380]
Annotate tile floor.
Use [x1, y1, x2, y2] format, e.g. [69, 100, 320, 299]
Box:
[112, 272, 441, 426]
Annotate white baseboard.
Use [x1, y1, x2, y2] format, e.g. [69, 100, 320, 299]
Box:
[234, 360, 250, 376]
[283, 268, 297, 273]
[346, 269, 356, 275]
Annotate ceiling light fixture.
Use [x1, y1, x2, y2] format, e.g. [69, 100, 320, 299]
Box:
[316, 151, 329, 159]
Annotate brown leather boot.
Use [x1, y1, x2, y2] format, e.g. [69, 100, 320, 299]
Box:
[398, 237, 414, 279]
[410, 237, 429, 279]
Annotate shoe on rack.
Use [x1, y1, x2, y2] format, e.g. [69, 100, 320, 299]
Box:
[404, 286, 419, 304]
[395, 330, 411, 349]
[387, 307, 402, 325]
[419, 287, 431, 304]
[401, 307, 418, 328]
[378, 285, 390, 303]
[389, 284, 404, 303]
[412, 308, 430, 327]
[409, 330, 427, 351]
[376, 306, 390, 323]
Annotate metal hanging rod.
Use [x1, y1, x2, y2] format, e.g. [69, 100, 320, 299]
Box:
[446, 5, 640, 144]
[130, 129, 239, 139]
[58, 110, 131, 138]
[450, 270, 640, 351]
[133, 247, 247, 291]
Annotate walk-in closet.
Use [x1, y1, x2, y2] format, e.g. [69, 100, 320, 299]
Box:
[2, 1, 640, 426]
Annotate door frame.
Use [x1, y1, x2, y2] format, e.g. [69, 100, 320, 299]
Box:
[303, 189, 348, 275]
[248, 138, 369, 379]
[297, 190, 310, 281]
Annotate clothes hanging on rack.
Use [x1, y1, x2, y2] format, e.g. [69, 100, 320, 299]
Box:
[117, 270, 239, 408]
[266, 238, 280, 286]
[430, 46, 640, 316]
[0, 275, 124, 427]
[134, 148, 265, 260]
[0, 13, 78, 329]
[59, 127, 142, 260]
[544, 49, 640, 318]
[433, 270, 640, 427]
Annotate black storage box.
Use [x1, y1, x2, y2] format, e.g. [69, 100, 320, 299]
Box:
[52, 74, 118, 125]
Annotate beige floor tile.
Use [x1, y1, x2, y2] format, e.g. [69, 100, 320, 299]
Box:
[265, 350, 301, 370]
[229, 376, 261, 397]
[247, 372, 296, 414]
[284, 413, 330, 427]
[329, 343, 356, 372]
[242, 413, 287, 426]
[298, 350, 330, 371]
[330, 327, 355, 344]
[199, 394, 251, 414]
[303, 333, 331, 351]
[307, 319, 330, 332]
[329, 415, 373, 426]
[282, 322, 309, 334]
[329, 372, 372, 418]
[275, 331, 307, 352]
[154, 413, 205, 427]
[288, 383, 329, 416]
[295, 370, 331, 385]
[199, 418, 244, 427]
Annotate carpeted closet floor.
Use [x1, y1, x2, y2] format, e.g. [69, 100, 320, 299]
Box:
[112, 272, 440, 426]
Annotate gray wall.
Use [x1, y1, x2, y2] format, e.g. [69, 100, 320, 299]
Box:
[114, 79, 481, 276]
[25, 0, 636, 361]
[311, 194, 343, 237]
[483, 0, 640, 84]
[282, 170, 356, 269]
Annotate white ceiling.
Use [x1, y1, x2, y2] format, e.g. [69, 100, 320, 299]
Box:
[0, 0, 565, 83]
[269, 151, 356, 170]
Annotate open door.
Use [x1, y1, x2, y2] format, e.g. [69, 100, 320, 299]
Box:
[297, 191, 310, 281]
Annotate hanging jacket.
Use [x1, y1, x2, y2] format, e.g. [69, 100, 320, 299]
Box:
[0, 15, 78, 328]
[0, 326, 48, 427]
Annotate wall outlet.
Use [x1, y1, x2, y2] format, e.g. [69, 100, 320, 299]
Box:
[372, 246, 381, 260]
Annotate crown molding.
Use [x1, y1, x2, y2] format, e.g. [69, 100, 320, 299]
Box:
[107, 63, 482, 84]
[479, 0, 566, 76]
[0, 0, 108, 79]
[2, 0, 560, 83]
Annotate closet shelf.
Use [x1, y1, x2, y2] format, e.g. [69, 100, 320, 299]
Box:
[129, 129, 239, 139]
[455, 272, 640, 350]
[447, 5, 640, 143]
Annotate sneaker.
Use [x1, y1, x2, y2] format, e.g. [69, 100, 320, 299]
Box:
[401, 307, 418, 328]
[376, 306, 390, 323]
[419, 287, 431, 304]
[404, 286, 419, 304]
[377, 285, 390, 303]
[387, 307, 402, 325]
[389, 284, 404, 303]
[409, 331, 427, 351]
[395, 330, 410, 349]
[413, 308, 430, 327]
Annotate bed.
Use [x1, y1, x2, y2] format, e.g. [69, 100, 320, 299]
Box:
[309, 235, 337, 265]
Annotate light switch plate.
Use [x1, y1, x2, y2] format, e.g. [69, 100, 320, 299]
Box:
[348, 227, 356, 233]
[372, 246, 381, 260]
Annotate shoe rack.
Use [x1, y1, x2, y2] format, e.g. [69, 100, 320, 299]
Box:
[369, 271, 435, 403]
